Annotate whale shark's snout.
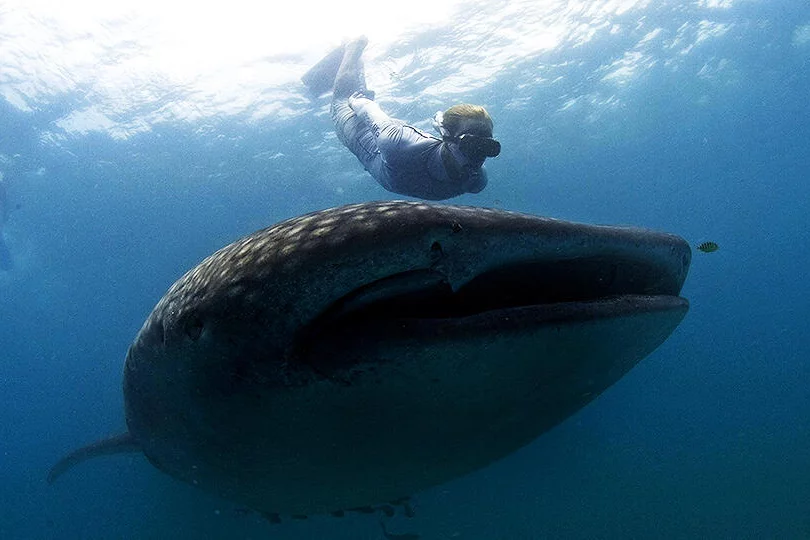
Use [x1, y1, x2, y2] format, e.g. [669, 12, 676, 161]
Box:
[50, 201, 690, 519]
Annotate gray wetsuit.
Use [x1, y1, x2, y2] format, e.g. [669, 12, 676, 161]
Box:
[331, 97, 488, 201]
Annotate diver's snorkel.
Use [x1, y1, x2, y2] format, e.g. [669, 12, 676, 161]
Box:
[432, 111, 452, 139]
[433, 111, 501, 162]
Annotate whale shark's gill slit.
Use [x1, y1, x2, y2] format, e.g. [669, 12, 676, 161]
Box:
[312, 269, 452, 329]
[288, 269, 452, 374]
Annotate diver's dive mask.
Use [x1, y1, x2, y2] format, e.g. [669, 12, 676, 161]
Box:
[432, 111, 501, 161]
[455, 133, 501, 159]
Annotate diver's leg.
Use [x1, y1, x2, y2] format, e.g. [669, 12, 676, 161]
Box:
[329, 37, 386, 182]
[333, 36, 372, 99]
[331, 99, 381, 169]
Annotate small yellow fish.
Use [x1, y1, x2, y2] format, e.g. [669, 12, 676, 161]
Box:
[697, 241, 719, 253]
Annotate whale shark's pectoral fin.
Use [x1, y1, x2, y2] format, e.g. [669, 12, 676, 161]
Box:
[47, 432, 140, 484]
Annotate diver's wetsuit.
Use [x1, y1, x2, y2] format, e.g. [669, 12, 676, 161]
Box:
[329, 43, 487, 201]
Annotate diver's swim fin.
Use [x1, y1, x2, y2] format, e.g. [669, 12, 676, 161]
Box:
[333, 36, 372, 99]
[0, 236, 12, 271]
[302, 43, 346, 98]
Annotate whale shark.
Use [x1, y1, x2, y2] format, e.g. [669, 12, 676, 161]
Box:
[48, 201, 691, 518]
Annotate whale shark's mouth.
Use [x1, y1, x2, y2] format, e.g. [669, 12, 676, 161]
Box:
[291, 253, 688, 377]
[313, 255, 683, 326]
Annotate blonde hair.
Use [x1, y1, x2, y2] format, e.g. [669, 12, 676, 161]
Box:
[441, 104, 493, 138]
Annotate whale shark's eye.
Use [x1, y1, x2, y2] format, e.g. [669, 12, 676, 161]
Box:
[184, 315, 204, 341]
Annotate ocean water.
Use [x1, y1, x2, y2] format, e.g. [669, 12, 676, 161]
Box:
[1, 0, 809, 538]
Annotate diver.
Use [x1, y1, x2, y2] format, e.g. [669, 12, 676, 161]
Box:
[302, 37, 501, 201]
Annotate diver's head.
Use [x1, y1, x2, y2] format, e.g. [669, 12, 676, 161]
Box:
[433, 104, 501, 162]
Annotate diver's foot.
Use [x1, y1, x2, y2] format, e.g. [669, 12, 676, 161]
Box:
[343, 36, 368, 62]
[347, 35, 369, 52]
[334, 36, 370, 99]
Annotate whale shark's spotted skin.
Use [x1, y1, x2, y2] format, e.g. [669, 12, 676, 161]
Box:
[160, 201, 535, 309]
[50, 200, 691, 520]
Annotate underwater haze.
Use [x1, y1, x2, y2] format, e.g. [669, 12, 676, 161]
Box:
[2, 0, 809, 538]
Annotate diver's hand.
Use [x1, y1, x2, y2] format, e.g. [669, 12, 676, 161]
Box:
[348, 91, 373, 111]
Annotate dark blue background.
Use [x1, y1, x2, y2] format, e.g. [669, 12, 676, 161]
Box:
[1, 1, 808, 538]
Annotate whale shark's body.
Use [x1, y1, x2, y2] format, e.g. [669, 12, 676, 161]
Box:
[49, 201, 690, 518]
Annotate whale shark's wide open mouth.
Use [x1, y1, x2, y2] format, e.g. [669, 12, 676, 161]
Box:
[313, 255, 685, 326]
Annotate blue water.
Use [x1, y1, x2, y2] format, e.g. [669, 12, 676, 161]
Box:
[1, 1, 809, 538]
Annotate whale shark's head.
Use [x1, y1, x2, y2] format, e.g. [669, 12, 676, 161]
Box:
[64, 201, 692, 517]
